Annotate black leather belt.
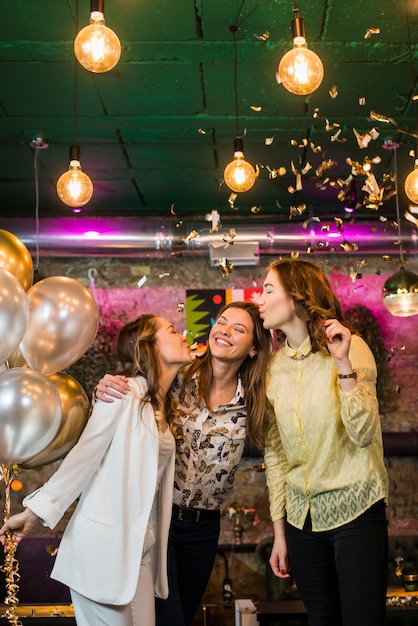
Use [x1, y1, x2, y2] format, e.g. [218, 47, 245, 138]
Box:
[172, 504, 220, 523]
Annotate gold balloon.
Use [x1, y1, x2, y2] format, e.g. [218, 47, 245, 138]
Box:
[21, 372, 90, 469]
[6, 345, 30, 369]
[0, 229, 34, 291]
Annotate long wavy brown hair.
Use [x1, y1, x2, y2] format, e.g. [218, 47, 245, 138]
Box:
[115, 314, 176, 422]
[267, 259, 355, 356]
[180, 301, 273, 448]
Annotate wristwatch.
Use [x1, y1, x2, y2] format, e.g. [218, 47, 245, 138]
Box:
[337, 371, 357, 379]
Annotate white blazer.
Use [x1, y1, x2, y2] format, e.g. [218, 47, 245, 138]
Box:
[23, 377, 175, 606]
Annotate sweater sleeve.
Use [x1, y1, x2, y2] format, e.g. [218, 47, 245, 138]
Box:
[338, 335, 380, 448]
[263, 400, 288, 522]
[23, 393, 134, 529]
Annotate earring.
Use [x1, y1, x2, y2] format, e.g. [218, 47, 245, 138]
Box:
[249, 351, 256, 358]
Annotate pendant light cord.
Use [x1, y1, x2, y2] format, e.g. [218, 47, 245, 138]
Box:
[392, 145, 404, 264]
[229, 0, 245, 137]
[405, 0, 418, 157]
[74, 0, 79, 146]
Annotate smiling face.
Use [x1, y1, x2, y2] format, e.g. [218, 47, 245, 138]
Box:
[258, 269, 297, 331]
[154, 317, 193, 369]
[208, 306, 256, 364]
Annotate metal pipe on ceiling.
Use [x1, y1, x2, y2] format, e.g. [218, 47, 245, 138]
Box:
[0, 216, 416, 258]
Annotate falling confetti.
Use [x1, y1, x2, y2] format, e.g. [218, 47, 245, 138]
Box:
[219, 258, 234, 276]
[364, 27, 380, 39]
[184, 229, 199, 243]
[253, 31, 270, 41]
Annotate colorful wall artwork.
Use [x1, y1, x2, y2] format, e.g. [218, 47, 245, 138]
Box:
[186, 288, 262, 346]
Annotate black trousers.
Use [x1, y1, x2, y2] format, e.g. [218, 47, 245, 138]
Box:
[285, 500, 388, 626]
[155, 511, 221, 626]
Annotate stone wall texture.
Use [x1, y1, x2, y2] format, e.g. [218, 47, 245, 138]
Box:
[2, 252, 418, 624]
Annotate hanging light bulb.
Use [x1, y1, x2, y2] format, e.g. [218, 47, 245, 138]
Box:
[224, 136, 256, 193]
[57, 145, 93, 208]
[382, 269, 418, 317]
[382, 141, 418, 316]
[74, 0, 121, 73]
[277, 8, 324, 96]
[404, 158, 418, 204]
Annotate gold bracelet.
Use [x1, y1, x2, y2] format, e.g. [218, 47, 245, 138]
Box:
[338, 371, 357, 379]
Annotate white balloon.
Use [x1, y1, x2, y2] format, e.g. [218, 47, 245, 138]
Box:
[0, 268, 28, 363]
[0, 368, 62, 465]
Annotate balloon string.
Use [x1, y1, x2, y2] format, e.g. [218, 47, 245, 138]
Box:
[0, 465, 22, 626]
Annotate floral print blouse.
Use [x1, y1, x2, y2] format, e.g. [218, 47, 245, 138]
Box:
[171, 371, 246, 510]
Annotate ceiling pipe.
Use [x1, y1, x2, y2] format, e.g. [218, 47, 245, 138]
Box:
[0, 216, 416, 258]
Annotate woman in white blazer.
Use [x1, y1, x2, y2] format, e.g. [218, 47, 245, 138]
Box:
[0, 314, 193, 626]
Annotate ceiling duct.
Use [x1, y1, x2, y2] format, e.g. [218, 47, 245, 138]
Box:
[209, 241, 260, 266]
[0, 216, 416, 258]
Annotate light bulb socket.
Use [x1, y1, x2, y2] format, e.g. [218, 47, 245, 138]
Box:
[70, 145, 81, 162]
[291, 9, 306, 41]
[90, 0, 104, 13]
[233, 136, 244, 154]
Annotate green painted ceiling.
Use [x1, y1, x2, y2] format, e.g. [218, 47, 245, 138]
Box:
[0, 0, 417, 250]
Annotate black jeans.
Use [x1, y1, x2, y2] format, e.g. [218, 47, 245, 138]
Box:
[155, 511, 220, 626]
[285, 500, 388, 626]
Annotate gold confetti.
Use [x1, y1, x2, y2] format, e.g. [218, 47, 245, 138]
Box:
[265, 136, 275, 145]
[228, 193, 237, 208]
[341, 241, 359, 252]
[177, 302, 185, 313]
[170, 203, 176, 214]
[198, 128, 207, 135]
[158, 272, 170, 278]
[302, 216, 320, 229]
[206, 210, 221, 233]
[290, 250, 300, 259]
[329, 85, 338, 99]
[365, 27, 380, 39]
[289, 204, 307, 218]
[315, 159, 337, 177]
[251, 205, 261, 213]
[310, 142, 322, 153]
[359, 97, 366, 105]
[250, 105, 262, 112]
[290, 137, 308, 148]
[46, 545, 58, 557]
[404, 210, 418, 228]
[219, 258, 234, 276]
[184, 229, 199, 243]
[254, 31, 270, 41]
[267, 165, 286, 178]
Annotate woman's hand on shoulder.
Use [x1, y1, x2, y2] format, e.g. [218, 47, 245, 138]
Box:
[95, 374, 130, 403]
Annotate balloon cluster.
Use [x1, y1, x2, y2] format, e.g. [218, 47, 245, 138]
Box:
[0, 229, 99, 468]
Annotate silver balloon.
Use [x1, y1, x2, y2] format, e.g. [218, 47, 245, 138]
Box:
[21, 372, 90, 469]
[0, 368, 62, 465]
[0, 268, 28, 364]
[21, 276, 99, 375]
